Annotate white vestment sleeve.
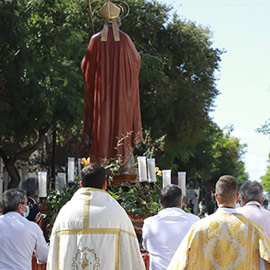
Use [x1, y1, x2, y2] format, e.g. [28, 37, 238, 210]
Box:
[118, 231, 145, 269]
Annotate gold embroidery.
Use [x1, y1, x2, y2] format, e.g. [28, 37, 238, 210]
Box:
[57, 235, 61, 270]
[72, 247, 100, 270]
[115, 232, 120, 270]
[54, 227, 137, 238]
[83, 190, 91, 229]
[168, 212, 270, 270]
[199, 229, 204, 270]
[82, 187, 106, 193]
[246, 223, 252, 270]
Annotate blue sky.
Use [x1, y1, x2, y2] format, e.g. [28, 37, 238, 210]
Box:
[160, 0, 270, 180]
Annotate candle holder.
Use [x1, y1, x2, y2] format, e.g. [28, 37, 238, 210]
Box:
[68, 182, 74, 188]
[138, 156, 147, 182]
[162, 170, 171, 188]
[147, 158, 157, 183]
[139, 181, 148, 187]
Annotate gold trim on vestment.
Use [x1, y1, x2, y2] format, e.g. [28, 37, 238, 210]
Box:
[82, 187, 107, 193]
[53, 227, 137, 238]
[83, 190, 91, 228]
[115, 232, 120, 270]
[55, 187, 137, 269]
[57, 235, 61, 270]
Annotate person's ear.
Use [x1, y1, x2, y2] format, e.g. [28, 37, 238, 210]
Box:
[236, 192, 240, 202]
[102, 181, 107, 190]
[240, 195, 246, 206]
[80, 181, 83, 188]
[17, 204, 24, 216]
[215, 193, 220, 205]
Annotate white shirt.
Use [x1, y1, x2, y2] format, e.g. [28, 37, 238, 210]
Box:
[237, 201, 270, 238]
[0, 212, 48, 270]
[142, 207, 199, 270]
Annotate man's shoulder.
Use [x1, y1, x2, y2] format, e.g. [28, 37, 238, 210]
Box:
[185, 211, 200, 221]
[238, 204, 270, 217]
[144, 214, 158, 224]
[144, 208, 199, 224]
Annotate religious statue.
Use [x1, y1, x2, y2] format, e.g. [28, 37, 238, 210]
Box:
[81, 1, 142, 166]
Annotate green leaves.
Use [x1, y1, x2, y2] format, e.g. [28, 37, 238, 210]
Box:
[108, 181, 162, 216]
[261, 156, 270, 192]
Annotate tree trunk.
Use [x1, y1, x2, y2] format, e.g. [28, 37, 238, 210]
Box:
[5, 158, 20, 188]
[0, 127, 49, 188]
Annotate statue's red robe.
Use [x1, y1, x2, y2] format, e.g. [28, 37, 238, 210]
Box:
[81, 28, 142, 165]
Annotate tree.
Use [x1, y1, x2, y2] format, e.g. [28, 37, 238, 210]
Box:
[261, 156, 270, 192]
[257, 119, 270, 135]
[162, 123, 248, 186]
[0, 0, 89, 187]
[1, 0, 223, 187]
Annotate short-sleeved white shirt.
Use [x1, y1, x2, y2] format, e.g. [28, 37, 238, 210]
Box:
[0, 212, 48, 270]
[142, 207, 199, 270]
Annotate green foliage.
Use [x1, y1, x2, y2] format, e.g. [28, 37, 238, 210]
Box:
[0, 0, 87, 138]
[44, 181, 80, 231]
[108, 182, 162, 216]
[0, 0, 90, 186]
[257, 119, 270, 135]
[261, 156, 270, 192]
[1, 0, 245, 190]
[161, 122, 248, 186]
[134, 129, 166, 159]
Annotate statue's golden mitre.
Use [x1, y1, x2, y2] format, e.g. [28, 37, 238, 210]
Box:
[99, 1, 121, 20]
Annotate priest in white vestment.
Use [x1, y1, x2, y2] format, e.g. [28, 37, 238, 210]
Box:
[47, 163, 145, 270]
[168, 175, 270, 270]
[237, 180, 270, 239]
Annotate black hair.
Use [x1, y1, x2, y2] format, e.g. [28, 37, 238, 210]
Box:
[81, 163, 106, 189]
[160, 184, 182, 208]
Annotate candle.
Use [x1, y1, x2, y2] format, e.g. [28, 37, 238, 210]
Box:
[68, 157, 75, 183]
[138, 156, 147, 182]
[78, 158, 83, 179]
[38, 172, 47, 198]
[178, 171, 186, 197]
[162, 170, 171, 187]
[56, 172, 66, 192]
[147, 158, 157, 183]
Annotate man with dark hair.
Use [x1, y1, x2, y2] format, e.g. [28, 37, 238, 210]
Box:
[142, 184, 199, 270]
[81, 162, 106, 188]
[237, 180, 270, 238]
[168, 175, 270, 270]
[0, 189, 48, 269]
[22, 177, 39, 221]
[47, 163, 144, 270]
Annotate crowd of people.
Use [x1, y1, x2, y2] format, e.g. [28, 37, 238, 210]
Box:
[0, 163, 270, 270]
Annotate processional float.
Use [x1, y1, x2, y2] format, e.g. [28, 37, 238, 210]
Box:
[81, 0, 142, 180]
